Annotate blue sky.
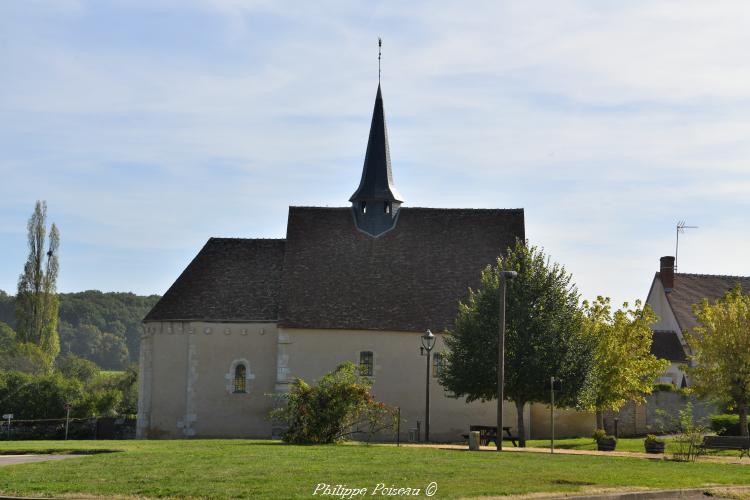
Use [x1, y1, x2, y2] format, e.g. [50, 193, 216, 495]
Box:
[1, 1, 749, 307]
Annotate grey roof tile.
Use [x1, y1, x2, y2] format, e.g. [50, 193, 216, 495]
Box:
[144, 238, 285, 322]
[278, 206, 525, 332]
[661, 273, 750, 333]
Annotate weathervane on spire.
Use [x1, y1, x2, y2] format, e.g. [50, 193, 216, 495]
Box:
[378, 37, 382, 83]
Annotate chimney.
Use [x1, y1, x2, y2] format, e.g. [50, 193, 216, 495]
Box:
[660, 256, 675, 292]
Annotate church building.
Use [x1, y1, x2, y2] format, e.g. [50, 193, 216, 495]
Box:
[137, 84, 528, 441]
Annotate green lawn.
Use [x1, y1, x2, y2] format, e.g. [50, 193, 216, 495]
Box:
[1, 440, 749, 499]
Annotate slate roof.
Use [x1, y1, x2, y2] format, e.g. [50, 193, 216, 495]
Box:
[659, 273, 750, 334]
[279, 206, 525, 332]
[144, 238, 285, 322]
[650, 330, 687, 362]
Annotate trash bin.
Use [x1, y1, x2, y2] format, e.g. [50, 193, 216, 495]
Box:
[469, 431, 481, 451]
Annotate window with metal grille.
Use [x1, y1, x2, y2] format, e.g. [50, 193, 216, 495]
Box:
[233, 364, 247, 393]
[359, 351, 373, 376]
[432, 353, 444, 378]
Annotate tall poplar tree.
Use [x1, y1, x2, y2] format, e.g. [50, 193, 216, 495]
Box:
[16, 201, 60, 362]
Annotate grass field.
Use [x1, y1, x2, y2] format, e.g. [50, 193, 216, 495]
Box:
[1, 439, 749, 499]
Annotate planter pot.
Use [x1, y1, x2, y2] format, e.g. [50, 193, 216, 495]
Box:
[597, 437, 617, 451]
[644, 441, 665, 454]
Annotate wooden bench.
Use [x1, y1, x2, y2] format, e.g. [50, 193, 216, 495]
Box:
[699, 435, 750, 459]
[461, 425, 517, 447]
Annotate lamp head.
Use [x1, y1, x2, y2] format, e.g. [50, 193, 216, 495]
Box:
[421, 329, 436, 351]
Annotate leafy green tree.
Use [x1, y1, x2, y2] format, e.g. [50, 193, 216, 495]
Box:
[0, 291, 15, 328]
[15, 201, 60, 362]
[688, 286, 750, 436]
[577, 297, 668, 428]
[271, 362, 397, 444]
[0, 321, 50, 374]
[56, 353, 101, 384]
[441, 240, 591, 446]
[0, 371, 84, 419]
[0, 322, 16, 352]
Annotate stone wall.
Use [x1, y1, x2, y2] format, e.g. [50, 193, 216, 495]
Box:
[604, 391, 716, 437]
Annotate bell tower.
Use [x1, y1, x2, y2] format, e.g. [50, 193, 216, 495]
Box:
[350, 84, 404, 237]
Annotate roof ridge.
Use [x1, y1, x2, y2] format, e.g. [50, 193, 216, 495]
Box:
[208, 237, 286, 241]
[287, 206, 524, 211]
[676, 272, 750, 279]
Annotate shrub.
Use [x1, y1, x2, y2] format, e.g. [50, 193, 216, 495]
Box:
[0, 371, 85, 419]
[0, 370, 125, 420]
[270, 362, 397, 444]
[645, 434, 664, 444]
[653, 382, 676, 392]
[671, 403, 707, 462]
[56, 353, 100, 384]
[592, 428, 607, 441]
[710, 414, 747, 436]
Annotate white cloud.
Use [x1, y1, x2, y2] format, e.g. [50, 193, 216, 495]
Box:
[0, 0, 749, 298]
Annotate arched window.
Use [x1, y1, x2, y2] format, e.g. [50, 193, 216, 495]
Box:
[233, 364, 247, 393]
[359, 351, 373, 376]
[432, 353, 444, 378]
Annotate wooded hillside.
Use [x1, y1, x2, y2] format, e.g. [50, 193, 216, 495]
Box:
[0, 290, 159, 369]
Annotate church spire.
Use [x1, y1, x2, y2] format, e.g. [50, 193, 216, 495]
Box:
[350, 40, 403, 237]
[349, 84, 403, 205]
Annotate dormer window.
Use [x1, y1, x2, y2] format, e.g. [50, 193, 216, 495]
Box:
[361, 201, 367, 214]
[384, 201, 390, 214]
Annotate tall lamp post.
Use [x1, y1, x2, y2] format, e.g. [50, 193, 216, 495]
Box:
[421, 329, 436, 442]
[497, 268, 517, 451]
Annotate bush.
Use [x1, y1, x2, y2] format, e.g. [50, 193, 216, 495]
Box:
[271, 362, 397, 444]
[653, 382, 677, 392]
[710, 414, 747, 436]
[56, 353, 100, 383]
[0, 370, 126, 420]
[0, 371, 85, 419]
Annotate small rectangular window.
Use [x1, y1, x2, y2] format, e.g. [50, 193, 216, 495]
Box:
[359, 351, 374, 376]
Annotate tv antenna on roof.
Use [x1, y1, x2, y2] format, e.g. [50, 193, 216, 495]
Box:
[675, 220, 698, 271]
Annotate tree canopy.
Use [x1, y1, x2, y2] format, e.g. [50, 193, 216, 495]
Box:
[688, 286, 750, 436]
[441, 240, 592, 446]
[577, 297, 668, 428]
[0, 290, 160, 369]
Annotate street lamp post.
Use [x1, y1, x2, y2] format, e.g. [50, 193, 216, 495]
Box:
[421, 329, 436, 442]
[497, 268, 517, 452]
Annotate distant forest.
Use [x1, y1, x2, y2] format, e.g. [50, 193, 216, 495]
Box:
[0, 290, 160, 370]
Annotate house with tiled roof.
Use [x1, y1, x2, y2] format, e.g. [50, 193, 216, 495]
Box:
[136, 85, 529, 441]
[645, 256, 750, 387]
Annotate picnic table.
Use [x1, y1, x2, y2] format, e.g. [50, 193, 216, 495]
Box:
[462, 425, 517, 447]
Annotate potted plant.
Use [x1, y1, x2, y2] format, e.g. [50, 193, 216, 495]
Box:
[593, 428, 617, 451]
[644, 434, 665, 454]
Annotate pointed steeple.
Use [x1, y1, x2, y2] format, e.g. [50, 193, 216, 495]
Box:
[350, 85, 404, 237]
[350, 85, 403, 204]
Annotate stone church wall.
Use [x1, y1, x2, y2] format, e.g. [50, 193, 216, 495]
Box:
[277, 327, 529, 443]
[138, 321, 279, 439]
